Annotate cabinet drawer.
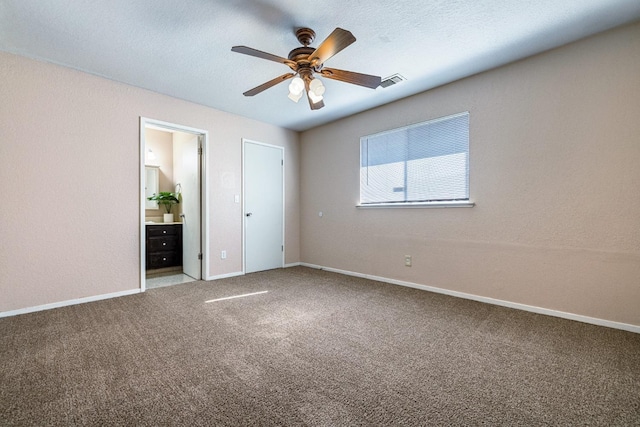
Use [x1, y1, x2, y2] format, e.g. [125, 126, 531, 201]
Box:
[148, 236, 179, 252]
[147, 225, 180, 237]
[148, 252, 181, 268]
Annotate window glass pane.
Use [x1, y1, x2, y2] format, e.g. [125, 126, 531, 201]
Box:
[406, 153, 468, 201]
[360, 112, 469, 204]
[360, 160, 405, 203]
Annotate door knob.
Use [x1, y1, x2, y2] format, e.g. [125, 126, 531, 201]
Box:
[246, 212, 252, 217]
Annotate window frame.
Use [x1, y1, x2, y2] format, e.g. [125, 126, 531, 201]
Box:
[357, 112, 474, 209]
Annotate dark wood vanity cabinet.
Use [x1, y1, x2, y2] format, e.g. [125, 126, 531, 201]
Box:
[146, 224, 182, 270]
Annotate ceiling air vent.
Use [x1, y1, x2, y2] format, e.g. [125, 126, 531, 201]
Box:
[380, 74, 406, 88]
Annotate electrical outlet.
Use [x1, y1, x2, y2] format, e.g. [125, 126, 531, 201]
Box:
[221, 250, 227, 259]
[405, 255, 412, 267]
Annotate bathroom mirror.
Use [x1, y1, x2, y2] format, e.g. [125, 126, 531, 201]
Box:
[145, 166, 160, 209]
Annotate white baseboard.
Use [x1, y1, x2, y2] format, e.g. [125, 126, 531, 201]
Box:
[207, 271, 244, 281]
[6, 265, 637, 334]
[0, 288, 141, 319]
[284, 262, 301, 268]
[300, 263, 640, 334]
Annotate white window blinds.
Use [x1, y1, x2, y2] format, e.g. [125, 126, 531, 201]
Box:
[360, 112, 469, 205]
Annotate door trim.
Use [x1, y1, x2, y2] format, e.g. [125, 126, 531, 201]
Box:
[139, 117, 209, 291]
[242, 139, 285, 274]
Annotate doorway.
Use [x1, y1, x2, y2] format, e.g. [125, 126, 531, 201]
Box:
[243, 139, 284, 274]
[140, 118, 208, 291]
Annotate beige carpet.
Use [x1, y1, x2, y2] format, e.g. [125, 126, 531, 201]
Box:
[1, 267, 639, 426]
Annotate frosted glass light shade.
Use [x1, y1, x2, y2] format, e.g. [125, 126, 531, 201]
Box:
[309, 78, 325, 96]
[288, 90, 303, 102]
[288, 77, 304, 95]
[308, 90, 323, 104]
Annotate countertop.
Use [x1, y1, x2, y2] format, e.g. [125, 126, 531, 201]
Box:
[145, 221, 182, 225]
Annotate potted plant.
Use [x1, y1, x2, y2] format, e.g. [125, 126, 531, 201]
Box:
[147, 191, 180, 223]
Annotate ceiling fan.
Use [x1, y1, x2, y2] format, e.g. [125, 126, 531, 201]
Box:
[231, 27, 381, 110]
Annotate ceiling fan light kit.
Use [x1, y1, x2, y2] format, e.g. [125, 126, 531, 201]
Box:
[287, 76, 305, 103]
[307, 89, 323, 105]
[231, 27, 381, 110]
[309, 78, 325, 96]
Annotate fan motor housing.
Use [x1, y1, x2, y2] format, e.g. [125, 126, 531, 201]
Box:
[288, 47, 314, 62]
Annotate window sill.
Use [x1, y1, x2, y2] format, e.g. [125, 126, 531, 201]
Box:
[356, 200, 475, 209]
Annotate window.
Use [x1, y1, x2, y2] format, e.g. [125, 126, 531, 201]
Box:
[359, 112, 471, 207]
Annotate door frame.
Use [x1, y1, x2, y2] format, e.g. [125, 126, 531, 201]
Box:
[242, 139, 285, 274]
[139, 117, 209, 291]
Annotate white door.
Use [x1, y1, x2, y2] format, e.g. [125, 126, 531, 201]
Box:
[244, 140, 284, 274]
[173, 132, 201, 280]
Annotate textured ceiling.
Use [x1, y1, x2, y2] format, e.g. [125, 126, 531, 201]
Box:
[2, 0, 640, 131]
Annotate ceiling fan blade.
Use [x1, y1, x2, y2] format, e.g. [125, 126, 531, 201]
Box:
[320, 68, 381, 89]
[231, 46, 296, 68]
[309, 28, 356, 67]
[243, 73, 295, 96]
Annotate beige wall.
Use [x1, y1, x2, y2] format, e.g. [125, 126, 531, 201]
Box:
[0, 51, 300, 313]
[300, 22, 640, 327]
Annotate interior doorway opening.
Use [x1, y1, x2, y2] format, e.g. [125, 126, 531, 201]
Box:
[140, 118, 208, 291]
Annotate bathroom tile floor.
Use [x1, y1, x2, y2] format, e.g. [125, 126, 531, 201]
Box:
[146, 273, 196, 290]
